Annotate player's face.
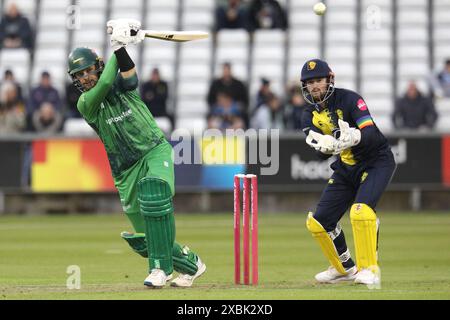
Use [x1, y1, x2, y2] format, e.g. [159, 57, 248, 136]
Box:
[75, 65, 99, 91]
[306, 77, 328, 100]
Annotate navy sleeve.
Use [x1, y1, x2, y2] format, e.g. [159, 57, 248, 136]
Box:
[347, 93, 383, 149]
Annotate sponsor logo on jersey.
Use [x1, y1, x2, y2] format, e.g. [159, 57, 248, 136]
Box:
[357, 98, 367, 111]
[106, 109, 132, 125]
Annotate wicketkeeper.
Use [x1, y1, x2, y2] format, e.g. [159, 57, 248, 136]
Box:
[67, 19, 206, 288]
[299, 59, 396, 287]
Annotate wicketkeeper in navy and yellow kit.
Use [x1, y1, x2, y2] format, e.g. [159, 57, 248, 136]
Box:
[67, 19, 205, 288]
[300, 59, 396, 287]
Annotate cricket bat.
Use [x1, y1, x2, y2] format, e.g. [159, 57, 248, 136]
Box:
[142, 30, 209, 42]
[107, 26, 208, 42]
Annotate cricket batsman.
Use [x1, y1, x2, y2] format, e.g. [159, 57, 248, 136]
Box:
[67, 19, 206, 288]
[300, 59, 396, 287]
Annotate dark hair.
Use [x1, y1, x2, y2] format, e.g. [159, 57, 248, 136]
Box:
[261, 77, 270, 85]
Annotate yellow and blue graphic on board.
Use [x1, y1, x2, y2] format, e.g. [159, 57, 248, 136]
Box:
[171, 136, 245, 190]
[199, 135, 245, 189]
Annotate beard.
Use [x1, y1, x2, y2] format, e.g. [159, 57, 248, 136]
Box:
[83, 79, 97, 90]
[311, 90, 325, 101]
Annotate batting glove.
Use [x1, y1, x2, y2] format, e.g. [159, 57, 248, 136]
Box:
[107, 19, 145, 50]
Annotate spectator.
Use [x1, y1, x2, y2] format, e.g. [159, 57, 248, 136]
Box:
[215, 0, 249, 31]
[64, 82, 82, 119]
[392, 81, 438, 130]
[247, 0, 288, 32]
[0, 2, 33, 49]
[250, 93, 284, 130]
[27, 71, 62, 130]
[0, 80, 25, 133]
[208, 91, 245, 130]
[430, 58, 450, 98]
[207, 62, 248, 117]
[2, 69, 23, 101]
[285, 86, 308, 130]
[31, 102, 63, 134]
[255, 77, 274, 111]
[140, 67, 173, 126]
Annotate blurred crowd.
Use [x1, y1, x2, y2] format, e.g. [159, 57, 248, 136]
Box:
[0, 0, 448, 136]
[215, 0, 288, 32]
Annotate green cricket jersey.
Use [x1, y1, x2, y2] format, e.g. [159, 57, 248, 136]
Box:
[77, 54, 166, 177]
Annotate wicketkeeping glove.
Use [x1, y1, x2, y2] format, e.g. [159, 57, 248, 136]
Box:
[306, 130, 339, 155]
[334, 119, 361, 153]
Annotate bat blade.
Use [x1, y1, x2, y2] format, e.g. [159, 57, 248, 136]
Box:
[142, 30, 209, 42]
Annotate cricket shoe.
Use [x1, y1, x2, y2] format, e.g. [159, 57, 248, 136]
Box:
[315, 266, 358, 283]
[354, 268, 381, 289]
[144, 269, 173, 288]
[171, 257, 207, 287]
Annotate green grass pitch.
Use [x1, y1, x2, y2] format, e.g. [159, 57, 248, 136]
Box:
[0, 212, 449, 300]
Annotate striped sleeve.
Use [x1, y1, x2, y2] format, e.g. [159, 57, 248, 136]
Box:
[356, 114, 374, 129]
[349, 96, 375, 130]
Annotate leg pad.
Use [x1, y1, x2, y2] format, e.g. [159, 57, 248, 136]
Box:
[138, 177, 174, 274]
[350, 203, 378, 272]
[306, 212, 346, 275]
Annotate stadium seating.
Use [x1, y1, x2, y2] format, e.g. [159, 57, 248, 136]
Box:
[215, 30, 250, 81]
[250, 29, 286, 102]
[63, 118, 96, 136]
[0, 48, 30, 84]
[2, 0, 449, 134]
[432, 0, 450, 77]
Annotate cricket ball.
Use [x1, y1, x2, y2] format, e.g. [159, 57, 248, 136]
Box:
[313, 2, 327, 16]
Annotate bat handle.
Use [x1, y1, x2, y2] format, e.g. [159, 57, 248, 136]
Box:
[106, 26, 138, 36]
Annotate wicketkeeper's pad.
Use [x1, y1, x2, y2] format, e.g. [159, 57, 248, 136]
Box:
[306, 212, 347, 274]
[350, 203, 379, 273]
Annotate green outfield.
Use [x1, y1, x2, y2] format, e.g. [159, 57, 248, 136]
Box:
[0, 212, 449, 300]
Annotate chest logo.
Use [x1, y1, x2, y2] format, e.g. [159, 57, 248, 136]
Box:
[312, 109, 334, 135]
[106, 109, 133, 125]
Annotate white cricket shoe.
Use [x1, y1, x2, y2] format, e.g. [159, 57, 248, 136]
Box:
[171, 257, 207, 287]
[354, 268, 381, 289]
[315, 266, 358, 283]
[144, 269, 172, 288]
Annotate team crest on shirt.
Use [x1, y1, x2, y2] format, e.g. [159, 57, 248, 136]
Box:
[307, 61, 317, 70]
[336, 109, 344, 120]
[357, 99, 367, 111]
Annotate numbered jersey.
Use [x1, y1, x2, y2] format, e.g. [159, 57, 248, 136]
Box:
[300, 88, 390, 166]
[77, 54, 166, 176]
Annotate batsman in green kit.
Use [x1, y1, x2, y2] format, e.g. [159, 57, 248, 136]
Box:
[67, 19, 206, 288]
